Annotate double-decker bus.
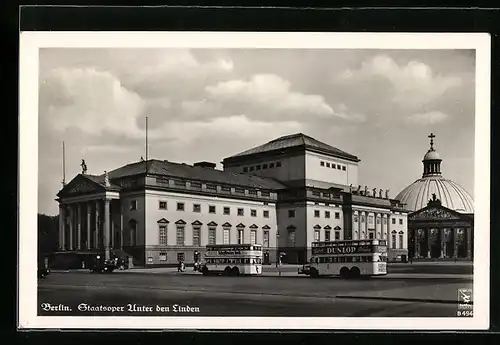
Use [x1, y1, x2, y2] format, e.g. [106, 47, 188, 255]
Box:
[299, 239, 388, 278]
[200, 244, 263, 276]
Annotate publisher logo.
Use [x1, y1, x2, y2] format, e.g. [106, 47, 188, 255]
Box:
[457, 288, 473, 309]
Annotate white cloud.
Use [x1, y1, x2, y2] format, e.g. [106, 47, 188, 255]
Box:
[40, 67, 146, 138]
[337, 54, 462, 107]
[406, 111, 449, 125]
[149, 114, 303, 144]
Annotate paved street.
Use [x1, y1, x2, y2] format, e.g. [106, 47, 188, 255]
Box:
[38, 263, 473, 317]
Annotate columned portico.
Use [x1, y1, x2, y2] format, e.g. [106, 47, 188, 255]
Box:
[408, 198, 474, 260]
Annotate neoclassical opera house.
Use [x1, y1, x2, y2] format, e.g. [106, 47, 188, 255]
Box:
[395, 134, 474, 260]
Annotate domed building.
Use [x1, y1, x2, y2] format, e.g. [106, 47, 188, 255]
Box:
[396, 133, 474, 260]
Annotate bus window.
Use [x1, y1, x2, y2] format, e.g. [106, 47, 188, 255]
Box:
[346, 257, 352, 263]
[315, 257, 320, 264]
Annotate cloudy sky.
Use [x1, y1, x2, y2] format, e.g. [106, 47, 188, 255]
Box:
[38, 48, 475, 215]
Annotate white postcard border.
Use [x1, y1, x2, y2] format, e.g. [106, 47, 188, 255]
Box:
[18, 31, 491, 330]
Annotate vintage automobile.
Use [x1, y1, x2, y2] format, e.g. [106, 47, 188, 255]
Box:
[38, 267, 50, 279]
[89, 255, 118, 273]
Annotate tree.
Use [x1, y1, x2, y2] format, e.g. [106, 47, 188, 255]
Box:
[38, 213, 59, 256]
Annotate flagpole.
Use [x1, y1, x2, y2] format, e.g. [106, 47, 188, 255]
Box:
[62, 141, 66, 186]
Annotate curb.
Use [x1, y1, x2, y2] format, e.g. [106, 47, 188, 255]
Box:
[335, 295, 472, 305]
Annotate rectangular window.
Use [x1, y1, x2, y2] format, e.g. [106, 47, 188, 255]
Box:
[263, 210, 270, 218]
[237, 229, 244, 244]
[237, 208, 244, 216]
[263, 163, 268, 169]
[320, 161, 325, 166]
[130, 200, 137, 210]
[314, 210, 320, 218]
[256, 165, 261, 170]
[287, 231, 296, 247]
[209, 205, 216, 214]
[192, 226, 201, 246]
[399, 219, 403, 225]
[148, 257, 153, 263]
[193, 204, 201, 213]
[249, 166, 255, 172]
[243, 167, 248, 173]
[251, 209, 257, 217]
[223, 207, 230, 215]
[392, 234, 397, 249]
[250, 230, 257, 245]
[208, 227, 216, 245]
[177, 252, 185, 262]
[176, 226, 185, 246]
[342, 166, 346, 171]
[337, 164, 341, 169]
[223, 228, 230, 244]
[369, 232, 374, 239]
[176, 202, 185, 211]
[392, 218, 396, 224]
[288, 210, 296, 218]
[159, 201, 167, 210]
[314, 230, 320, 241]
[263, 231, 270, 247]
[399, 234, 404, 249]
[335, 231, 340, 240]
[159, 225, 167, 246]
[276, 162, 282, 167]
[332, 164, 336, 169]
[269, 162, 275, 168]
[325, 230, 331, 242]
[335, 212, 340, 219]
[159, 252, 167, 261]
[326, 162, 330, 168]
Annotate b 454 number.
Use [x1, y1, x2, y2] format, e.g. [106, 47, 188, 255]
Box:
[457, 310, 473, 317]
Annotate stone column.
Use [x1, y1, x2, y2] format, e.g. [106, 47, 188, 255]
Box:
[95, 200, 100, 249]
[120, 202, 124, 249]
[453, 228, 458, 258]
[68, 205, 74, 250]
[413, 229, 418, 258]
[58, 204, 65, 250]
[77, 204, 82, 250]
[426, 228, 431, 258]
[87, 203, 91, 250]
[466, 227, 472, 259]
[104, 199, 111, 260]
[111, 202, 115, 249]
[440, 228, 445, 258]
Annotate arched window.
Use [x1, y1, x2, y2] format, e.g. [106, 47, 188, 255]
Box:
[391, 230, 397, 249]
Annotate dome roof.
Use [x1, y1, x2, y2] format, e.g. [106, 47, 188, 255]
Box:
[395, 176, 474, 213]
[423, 150, 441, 161]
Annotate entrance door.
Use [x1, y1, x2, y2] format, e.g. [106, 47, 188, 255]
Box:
[263, 252, 270, 265]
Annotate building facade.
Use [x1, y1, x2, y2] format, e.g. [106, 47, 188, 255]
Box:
[396, 134, 474, 260]
[56, 133, 410, 267]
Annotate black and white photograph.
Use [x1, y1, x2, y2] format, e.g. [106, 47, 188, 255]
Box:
[18, 32, 490, 330]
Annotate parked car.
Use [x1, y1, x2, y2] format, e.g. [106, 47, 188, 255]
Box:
[38, 267, 50, 279]
[89, 255, 118, 273]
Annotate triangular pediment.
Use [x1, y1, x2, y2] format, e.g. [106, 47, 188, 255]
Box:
[324, 225, 332, 230]
[191, 220, 203, 226]
[57, 174, 106, 197]
[262, 225, 271, 230]
[410, 205, 461, 221]
[249, 224, 258, 229]
[236, 223, 246, 228]
[157, 218, 169, 224]
[313, 225, 322, 230]
[222, 222, 232, 227]
[207, 221, 218, 226]
[175, 219, 187, 225]
[334, 226, 341, 230]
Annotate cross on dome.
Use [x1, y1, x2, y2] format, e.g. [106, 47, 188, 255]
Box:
[428, 132, 436, 151]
